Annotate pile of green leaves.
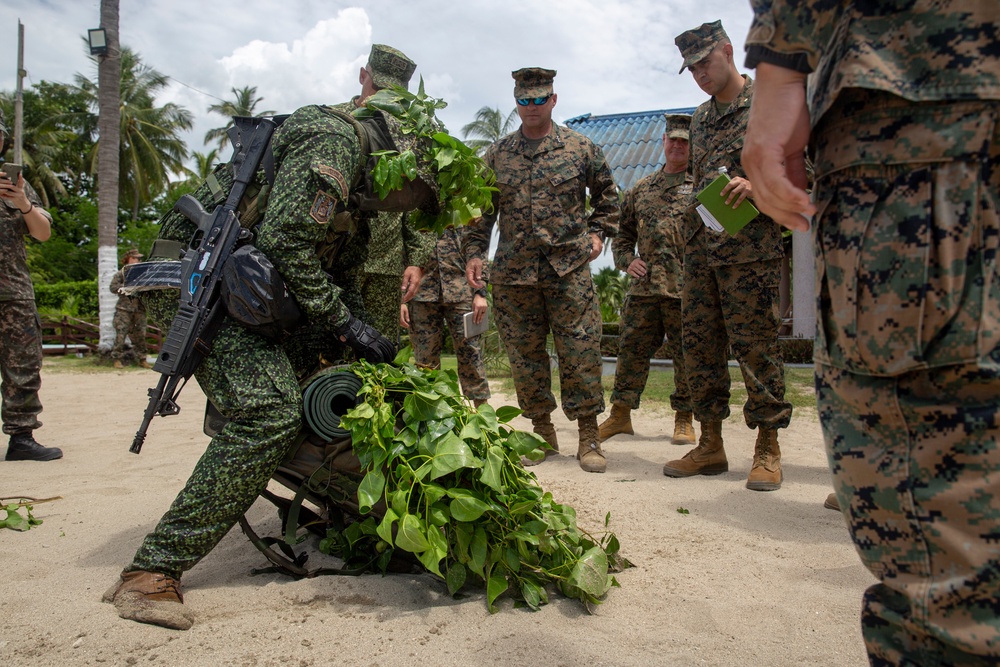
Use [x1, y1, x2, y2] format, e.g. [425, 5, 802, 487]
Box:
[356, 80, 497, 235]
[324, 357, 627, 612]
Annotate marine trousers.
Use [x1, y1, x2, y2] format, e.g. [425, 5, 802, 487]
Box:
[408, 299, 491, 402]
[0, 299, 43, 435]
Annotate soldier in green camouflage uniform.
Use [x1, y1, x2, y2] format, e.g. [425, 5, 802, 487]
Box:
[402, 225, 490, 405]
[599, 114, 695, 447]
[104, 87, 437, 630]
[465, 68, 618, 473]
[333, 45, 436, 343]
[109, 248, 148, 368]
[742, 2, 1000, 663]
[661, 21, 792, 492]
[0, 110, 61, 462]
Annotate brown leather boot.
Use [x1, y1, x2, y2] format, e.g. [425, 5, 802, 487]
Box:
[746, 428, 782, 491]
[824, 492, 840, 511]
[662, 421, 727, 477]
[597, 404, 633, 442]
[576, 415, 606, 473]
[522, 414, 559, 467]
[671, 411, 696, 446]
[102, 570, 195, 630]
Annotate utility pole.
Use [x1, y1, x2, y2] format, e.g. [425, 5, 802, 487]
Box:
[13, 20, 24, 165]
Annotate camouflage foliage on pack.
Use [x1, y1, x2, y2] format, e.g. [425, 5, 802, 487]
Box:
[492, 263, 603, 421]
[610, 295, 690, 413]
[688, 75, 783, 266]
[466, 124, 618, 284]
[613, 170, 692, 298]
[681, 246, 790, 429]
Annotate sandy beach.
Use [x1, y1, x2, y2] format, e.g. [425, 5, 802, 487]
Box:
[0, 365, 873, 666]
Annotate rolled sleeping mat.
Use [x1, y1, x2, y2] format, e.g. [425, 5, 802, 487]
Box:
[301, 366, 363, 441]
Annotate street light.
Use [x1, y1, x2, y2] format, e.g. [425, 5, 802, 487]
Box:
[88, 28, 108, 56]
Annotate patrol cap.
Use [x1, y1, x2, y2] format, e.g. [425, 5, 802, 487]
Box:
[512, 67, 556, 98]
[367, 44, 417, 91]
[122, 247, 143, 264]
[675, 20, 729, 73]
[664, 113, 691, 140]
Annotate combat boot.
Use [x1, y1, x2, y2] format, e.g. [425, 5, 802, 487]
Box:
[597, 404, 633, 442]
[824, 493, 840, 511]
[5, 433, 62, 461]
[746, 428, 782, 491]
[662, 421, 727, 477]
[102, 570, 195, 630]
[671, 411, 696, 445]
[576, 415, 606, 473]
[522, 414, 559, 467]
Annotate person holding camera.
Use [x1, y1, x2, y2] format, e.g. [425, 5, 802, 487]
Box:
[0, 108, 61, 462]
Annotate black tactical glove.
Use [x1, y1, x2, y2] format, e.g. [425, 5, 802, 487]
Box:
[335, 314, 396, 364]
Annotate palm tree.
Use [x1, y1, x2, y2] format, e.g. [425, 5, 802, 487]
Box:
[73, 45, 193, 220]
[0, 93, 72, 208]
[190, 148, 221, 180]
[592, 266, 629, 323]
[204, 86, 274, 150]
[461, 106, 518, 155]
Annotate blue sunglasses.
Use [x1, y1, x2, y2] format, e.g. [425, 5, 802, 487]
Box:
[516, 95, 551, 107]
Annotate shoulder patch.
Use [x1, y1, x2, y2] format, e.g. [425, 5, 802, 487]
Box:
[310, 191, 338, 224]
[316, 165, 349, 200]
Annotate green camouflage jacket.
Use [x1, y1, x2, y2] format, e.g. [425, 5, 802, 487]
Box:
[690, 74, 784, 266]
[466, 124, 619, 284]
[0, 182, 48, 301]
[613, 169, 693, 298]
[745, 0, 1000, 125]
[363, 211, 436, 277]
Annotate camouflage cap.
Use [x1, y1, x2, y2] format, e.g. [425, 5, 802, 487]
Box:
[512, 67, 556, 99]
[675, 20, 729, 73]
[122, 247, 143, 265]
[367, 44, 417, 91]
[664, 113, 691, 140]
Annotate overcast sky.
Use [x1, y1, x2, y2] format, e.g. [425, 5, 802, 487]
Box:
[4, 1, 755, 160]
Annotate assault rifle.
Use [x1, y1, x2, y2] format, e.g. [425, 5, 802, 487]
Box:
[130, 116, 278, 454]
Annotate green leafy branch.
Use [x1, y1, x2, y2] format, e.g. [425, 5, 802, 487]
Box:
[356, 80, 497, 235]
[328, 357, 629, 612]
[1, 496, 60, 532]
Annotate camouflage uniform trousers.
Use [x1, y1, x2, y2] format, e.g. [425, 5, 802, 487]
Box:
[492, 260, 603, 421]
[0, 299, 43, 436]
[359, 273, 402, 345]
[815, 94, 1000, 664]
[111, 307, 147, 362]
[610, 295, 691, 413]
[128, 320, 304, 579]
[408, 299, 491, 402]
[681, 236, 791, 430]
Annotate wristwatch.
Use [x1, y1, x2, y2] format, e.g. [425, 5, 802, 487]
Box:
[473, 287, 488, 298]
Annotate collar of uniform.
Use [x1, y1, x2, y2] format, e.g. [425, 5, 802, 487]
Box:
[515, 122, 565, 155]
[709, 73, 754, 119]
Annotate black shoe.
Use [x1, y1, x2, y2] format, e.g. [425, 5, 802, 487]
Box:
[5, 433, 63, 461]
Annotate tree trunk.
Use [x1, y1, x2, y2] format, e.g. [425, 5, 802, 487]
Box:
[96, 0, 121, 352]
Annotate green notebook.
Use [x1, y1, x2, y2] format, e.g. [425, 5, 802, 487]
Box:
[695, 173, 759, 236]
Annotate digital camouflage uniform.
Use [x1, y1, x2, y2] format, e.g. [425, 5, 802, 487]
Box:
[409, 225, 490, 402]
[611, 168, 693, 412]
[747, 1, 1000, 662]
[684, 74, 791, 430]
[127, 105, 381, 579]
[0, 183, 48, 436]
[466, 123, 618, 422]
[109, 268, 147, 363]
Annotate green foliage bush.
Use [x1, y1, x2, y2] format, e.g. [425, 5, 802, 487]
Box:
[35, 280, 99, 319]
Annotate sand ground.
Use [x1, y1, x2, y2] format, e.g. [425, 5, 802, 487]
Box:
[0, 365, 874, 666]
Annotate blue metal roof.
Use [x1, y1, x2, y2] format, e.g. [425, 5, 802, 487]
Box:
[565, 107, 696, 191]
